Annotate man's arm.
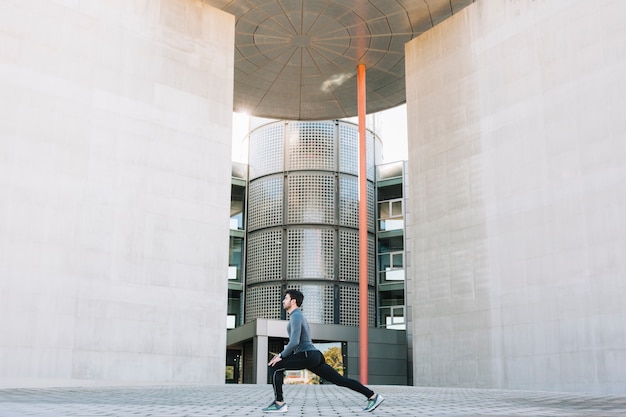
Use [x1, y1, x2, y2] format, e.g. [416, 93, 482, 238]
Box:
[268, 314, 303, 366]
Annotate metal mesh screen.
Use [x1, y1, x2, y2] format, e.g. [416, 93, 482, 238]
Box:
[246, 229, 282, 284]
[244, 120, 379, 328]
[339, 286, 375, 327]
[369, 235, 376, 286]
[339, 174, 359, 228]
[287, 121, 335, 171]
[249, 123, 284, 180]
[247, 175, 283, 231]
[339, 229, 359, 283]
[286, 228, 334, 280]
[368, 181, 376, 232]
[367, 132, 375, 181]
[246, 284, 283, 322]
[286, 283, 334, 325]
[339, 123, 358, 175]
[287, 174, 335, 224]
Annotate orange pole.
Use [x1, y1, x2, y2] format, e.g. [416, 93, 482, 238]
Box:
[357, 63, 368, 384]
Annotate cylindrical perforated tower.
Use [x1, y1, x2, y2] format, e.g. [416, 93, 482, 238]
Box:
[245, 120, 377, 326]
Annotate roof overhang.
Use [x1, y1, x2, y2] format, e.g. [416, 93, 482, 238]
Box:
[203, 0, 474, 120]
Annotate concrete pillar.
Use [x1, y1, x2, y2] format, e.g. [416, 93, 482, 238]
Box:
[405, 0, 626, 394]
[254, 335, 269, 385]
[0, 0, 234, 387]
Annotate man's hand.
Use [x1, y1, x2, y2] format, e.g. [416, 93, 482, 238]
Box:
[268, 354, 282, 366]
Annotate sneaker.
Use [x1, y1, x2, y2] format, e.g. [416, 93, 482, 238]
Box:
[364, 394, 384, 412]
[262, 401, 288, 413]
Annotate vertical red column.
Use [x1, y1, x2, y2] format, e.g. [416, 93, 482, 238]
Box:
[357, 63, 368, 384]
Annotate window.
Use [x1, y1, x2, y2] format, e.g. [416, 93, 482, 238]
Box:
[378, 305, 405, 330]
[229, 236, 244, 282]
[378, 199, 403, 231]
[378, 252, 404, 282]
[227, 289, 242, 328]
[230, 183, 246, 230]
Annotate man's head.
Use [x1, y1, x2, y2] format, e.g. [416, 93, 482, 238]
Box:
[283, 289, 304, 312]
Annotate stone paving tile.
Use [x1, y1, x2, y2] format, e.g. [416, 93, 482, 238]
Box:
[0, 384, 625, 417]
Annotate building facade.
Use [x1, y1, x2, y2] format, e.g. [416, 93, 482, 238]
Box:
[0, 0, 234, 387]
[405, 0, 626, 394]
[227, 120, 409, 385]
[2, 0, 625, 395]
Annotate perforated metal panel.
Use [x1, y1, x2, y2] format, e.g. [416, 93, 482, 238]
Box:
[367, 132, 375, 181]
[247, 176, 283, 231]
[286, 228, 334, 280]
[249, 123, 284, 180]
[339, 175, 359, 228]
[245, 120, 378, 326]
[246, 284, 283, 322]
[339, 286, 375, 327]
[369, 235, 376, 287]
[339, 286, 359, 326]
[286, 283, 334, 325]
[287, 122, 336, 171]
[368, 182, 376, 232]
[338, 230, 359, 283]
[246, 229, 282, 284]
[287, 174, 335, 225]
[369, 288, 375, 327]
[339, 124, 358, 176]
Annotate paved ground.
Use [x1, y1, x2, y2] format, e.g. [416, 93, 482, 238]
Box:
[0, 384, 625, 417]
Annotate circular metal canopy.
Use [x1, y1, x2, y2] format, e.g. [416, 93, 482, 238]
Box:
[203, 0, 474, 120]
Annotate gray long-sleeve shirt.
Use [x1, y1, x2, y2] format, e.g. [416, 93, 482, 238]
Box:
[279, 308, 317, 357]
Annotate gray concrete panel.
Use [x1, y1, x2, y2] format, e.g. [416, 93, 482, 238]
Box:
[0, 0, 234, 387]
[405, 0, 626, 394]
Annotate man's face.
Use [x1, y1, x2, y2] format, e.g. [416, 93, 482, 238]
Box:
[283, 294, 294, 310]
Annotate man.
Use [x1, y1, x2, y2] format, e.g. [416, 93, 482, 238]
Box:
[262, 289, 384, 413]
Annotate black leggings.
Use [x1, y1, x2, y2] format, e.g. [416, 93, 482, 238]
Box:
[269, 350, 374, 402]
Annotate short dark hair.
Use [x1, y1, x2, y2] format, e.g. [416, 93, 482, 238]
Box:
[285, 289, 304, 307]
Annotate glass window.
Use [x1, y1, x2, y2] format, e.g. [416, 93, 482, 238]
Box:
[377, 199, 403, 231]
[378, 304, 405, 329]
[378, 252, 402, 271]
[230, 183, 246, 230]
[392, 253, 403, 268]
[229, 236, 244, 282]
[378, 202, 390, 219]
[378, 253, 390, 270]
[378, 235, 403, 253]
[378, 251, 404, 283]
[376, 182, 402, 199]
[227, 289, 242, 328]
[391, 200, 402, 217]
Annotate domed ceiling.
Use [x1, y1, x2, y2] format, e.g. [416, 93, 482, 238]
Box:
[203, 0, 474, 120]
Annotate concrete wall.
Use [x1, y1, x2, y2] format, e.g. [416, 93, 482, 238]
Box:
[405, 0, 626, 394]
[0, 0, 234, 387]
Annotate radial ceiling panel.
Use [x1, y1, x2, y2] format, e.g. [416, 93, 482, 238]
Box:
[203, 0, 475, 120]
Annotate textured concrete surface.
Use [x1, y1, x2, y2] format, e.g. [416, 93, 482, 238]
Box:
[1, 384, 625, 416]
[0, 0, 234, 385]
[405, 0, 626, 393]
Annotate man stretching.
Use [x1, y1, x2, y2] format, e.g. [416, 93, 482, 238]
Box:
[262, 289, 384, 413]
